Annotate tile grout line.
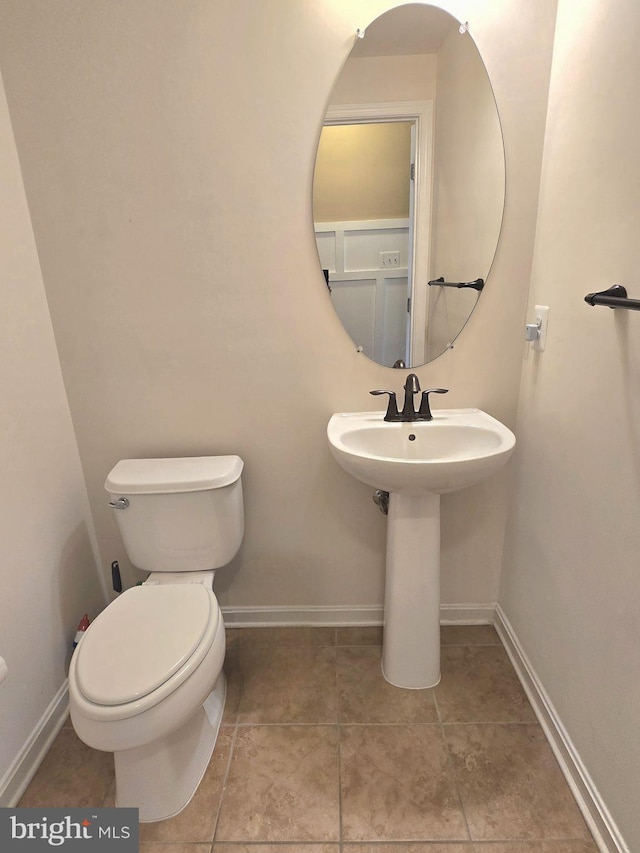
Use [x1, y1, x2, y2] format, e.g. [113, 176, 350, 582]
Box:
[232, 721, 444, 727]
[434, 665, 473, 844]
[337, 722, 344, 850]
[210, 694, 242, 845]
[336, 642, 344, 851]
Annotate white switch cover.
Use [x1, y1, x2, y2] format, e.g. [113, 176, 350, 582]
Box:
[532, 305, 550, 352]
[0, 656, 8, 686]
[380, 251, 400, 268]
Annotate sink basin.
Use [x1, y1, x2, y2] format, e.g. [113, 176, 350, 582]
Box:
[327, 408, 516, 495]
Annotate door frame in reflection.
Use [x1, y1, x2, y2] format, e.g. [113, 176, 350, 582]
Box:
[317, 100, 434, 366]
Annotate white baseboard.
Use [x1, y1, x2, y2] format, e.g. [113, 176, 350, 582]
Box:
[495, 604, 628, 853]
[440, 602, 496, 624]
[220, 602, 496, 628]
[0, 680, 69, 807]
[220, 604, 383, 627]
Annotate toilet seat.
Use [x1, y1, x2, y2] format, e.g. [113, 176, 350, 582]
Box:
[71, 584, 221, 722]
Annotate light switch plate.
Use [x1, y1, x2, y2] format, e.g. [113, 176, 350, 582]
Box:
[532, 305, 550, 352]
[380, 251, 400, 268]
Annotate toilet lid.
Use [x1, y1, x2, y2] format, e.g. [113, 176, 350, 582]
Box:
[75, 584, 216, 706]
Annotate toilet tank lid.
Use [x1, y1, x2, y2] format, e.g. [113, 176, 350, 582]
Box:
[105, 455, 243, 495]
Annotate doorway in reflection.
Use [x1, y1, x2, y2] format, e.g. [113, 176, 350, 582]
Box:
[314, 120, 414, 368]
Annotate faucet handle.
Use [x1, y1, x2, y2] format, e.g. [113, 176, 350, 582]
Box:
[417, 388, 449, 421]
[370, 389, 399, 422]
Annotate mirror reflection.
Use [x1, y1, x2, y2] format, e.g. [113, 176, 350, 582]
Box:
[313, 4, 505, 367]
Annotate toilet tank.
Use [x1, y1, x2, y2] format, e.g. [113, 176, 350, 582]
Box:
[105, 456, 244, 573]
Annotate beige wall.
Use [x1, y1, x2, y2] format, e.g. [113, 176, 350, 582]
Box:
[330, 54, 436, 105]
[0, 71, 106, 798]
[502, 0, 640, 846]
[428, 25, 505, 361]
[432, 26, 504, 282]
[314, 122, 411, 222]
[0, 0, 555, 616]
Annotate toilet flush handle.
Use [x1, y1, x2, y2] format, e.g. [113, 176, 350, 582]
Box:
[108, 497, 129, 510]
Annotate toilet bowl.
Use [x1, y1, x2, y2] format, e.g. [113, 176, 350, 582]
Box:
[68, 456, 244, 822]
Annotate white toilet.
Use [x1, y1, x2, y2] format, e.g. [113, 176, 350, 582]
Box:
[68, 455, 244, 822]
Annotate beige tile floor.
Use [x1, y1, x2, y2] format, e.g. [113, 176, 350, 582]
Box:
[19, 625, 599, 852]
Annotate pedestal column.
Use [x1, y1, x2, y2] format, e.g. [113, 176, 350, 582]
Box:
[381, 490, 441, 688]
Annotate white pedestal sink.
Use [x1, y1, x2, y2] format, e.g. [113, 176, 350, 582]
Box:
[327, 409, 515, 689]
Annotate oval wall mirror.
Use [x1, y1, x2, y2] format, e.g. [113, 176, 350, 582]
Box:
[313, 4, 505, 367]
